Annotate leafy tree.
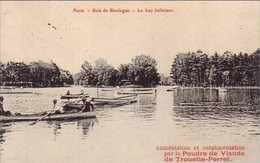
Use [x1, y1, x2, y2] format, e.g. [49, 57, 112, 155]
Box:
[80, 61, 94, 86]
[78, 55, 160, 87]
[170, 49, 260, 87]
[119, 55, 160, 87]
[0, 61, 73, 87]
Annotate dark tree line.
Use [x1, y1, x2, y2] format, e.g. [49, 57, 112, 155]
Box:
[171, 49, 260, 87]
[75, 55, 160, 87]
[0, 61, 73, 87]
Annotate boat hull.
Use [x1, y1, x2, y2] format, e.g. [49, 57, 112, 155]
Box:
[0, 111, 97, 123]
[61, 94, 89, 99]
[100, 88, 116, 91]
[117, 90, 154, 94]
[92, 94, 138, 105]
[61, 94, 138, 107]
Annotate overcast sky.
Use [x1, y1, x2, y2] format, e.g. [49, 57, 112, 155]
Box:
[1, 1, 259, 75]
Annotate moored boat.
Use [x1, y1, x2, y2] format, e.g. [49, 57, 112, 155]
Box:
[92, 94, 138, 105]
[62, 94, 137, 107]
[0, 111, 97, 123]
[166, 86, 180, 91]
[100, 88, 116, 92]
[117, 89, 155, 95]
[120, 88, 153, 91]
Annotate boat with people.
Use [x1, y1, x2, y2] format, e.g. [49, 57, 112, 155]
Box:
[62, 94, 138, 107]
[0, 95, 96, 123]
[61, 90, 89, 99]
[0, 111, 97, 123]
[61, 93, 89, 99]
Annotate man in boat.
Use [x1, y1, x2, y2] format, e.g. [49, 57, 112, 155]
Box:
[60, 96, 94, 114]
[79, 96, 94, 113]
[66, 90, 71, 95]
[80, 90, 84, 95]
[0, 96, 12, 116]
[40, 99, 60, 115]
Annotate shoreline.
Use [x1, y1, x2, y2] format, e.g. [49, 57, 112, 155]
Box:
[177, 86, 260, 89]
[1, 85, 260, 89]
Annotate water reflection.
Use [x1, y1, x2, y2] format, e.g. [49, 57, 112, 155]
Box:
[173, 88, 219, 105]
[0, 87, 259, 163]
[77, 119, 97, 137]
[218, 90, 227, 102]
[0, 123, 11, 144]
[45, 118, 98, 139]
[174, 88, 259, 107]
[172, 87, 260, 138]
[176, 88, 258, 102]
[0, 118, 98, 147]
[134, 95, 157, 121]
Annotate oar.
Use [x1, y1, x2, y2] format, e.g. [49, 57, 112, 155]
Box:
[29, 99, 57, 126]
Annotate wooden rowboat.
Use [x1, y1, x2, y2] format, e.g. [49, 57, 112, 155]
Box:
[166, 86, 180, 91]
[62, 100, 132, 108]
[92, 94, 137, 105]
[62, 94, 137, 107]
[117, 90, 155, 95]
[100, 88, 116, 91]
[61, 94, 89, 99]
[0, 111, 97, 123]
[119, 88, 153, 91]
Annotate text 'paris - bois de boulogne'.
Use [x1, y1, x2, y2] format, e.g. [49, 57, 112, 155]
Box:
[73, 8, 174, 14]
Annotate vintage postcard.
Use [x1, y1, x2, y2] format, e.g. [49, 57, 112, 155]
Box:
[0, 1, 259, 163]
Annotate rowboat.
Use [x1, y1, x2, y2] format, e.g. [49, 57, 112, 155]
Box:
[92, 94, 138, 105]
[61, 94, 89, 99]
[62, 94, 137, 107]
[117, 89, 155, 95]
[0, 111, 97, 123]
[100, 88, 116, 91]
[166, 86, 180, 91]
[62, 100, 132, 108]
[180, 102, 205, 106]
[122, 88, 153, 91]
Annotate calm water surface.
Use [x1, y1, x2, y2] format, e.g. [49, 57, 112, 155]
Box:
[0, 86, 259, 163]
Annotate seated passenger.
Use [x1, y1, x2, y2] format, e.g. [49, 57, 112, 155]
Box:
[0, 96, 12, 116]
[80, 90, 84, 95]
[79, 97, 94, 113]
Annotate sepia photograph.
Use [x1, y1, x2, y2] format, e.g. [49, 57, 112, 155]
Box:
[0, 1, 259, 163]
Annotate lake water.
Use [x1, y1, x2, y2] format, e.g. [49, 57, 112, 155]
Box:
[0, 86, 259, 163]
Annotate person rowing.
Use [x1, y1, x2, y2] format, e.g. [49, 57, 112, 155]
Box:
[61, 96, 94, 113]
[40, 99, 59, 115]
[79, 96, 94, 113]
[0, 96, 12, 116]
[30, 99, 59, 125]
[80, 90, 84, 95]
